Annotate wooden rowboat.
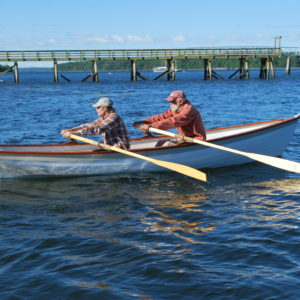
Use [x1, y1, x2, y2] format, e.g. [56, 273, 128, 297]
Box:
[0, 115, 299, 178]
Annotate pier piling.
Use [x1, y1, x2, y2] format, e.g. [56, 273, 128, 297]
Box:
[13, 62, 19, 83]
[259, 58, 275, 80]
[204, 59, 212, 80]
[130, 60, 137, 82]
[286, 56, 291, 75]
[53, 59, 58, 83]
[92, 60, 99, 82]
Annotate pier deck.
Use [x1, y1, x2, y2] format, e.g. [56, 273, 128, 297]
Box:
[0, 47, 291, 83]
[0, 48, 281, 62]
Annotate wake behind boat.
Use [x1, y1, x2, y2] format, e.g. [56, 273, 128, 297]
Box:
[0, 115, 299, 178]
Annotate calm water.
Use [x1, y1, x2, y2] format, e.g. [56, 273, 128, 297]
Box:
[0, 69, 300, 299]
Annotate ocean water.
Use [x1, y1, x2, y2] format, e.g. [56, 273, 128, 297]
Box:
[0, 69, 300, 299]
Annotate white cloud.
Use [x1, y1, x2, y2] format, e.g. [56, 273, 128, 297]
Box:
[1, 32, 300, 51]
[47, 38, 57, 44]
[126, 35, 153, 43]
[85, 36, 109, 43]
[284, 33, 300, 41]
[171, 35, 186, 42]
[112, 35, 124, 43]
[191, 34, 278, 47]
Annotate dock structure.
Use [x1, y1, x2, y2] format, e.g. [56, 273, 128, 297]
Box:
[0, 47, 284, 83]
[281, 47, 300, 75]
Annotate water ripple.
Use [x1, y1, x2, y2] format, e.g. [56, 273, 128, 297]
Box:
[1, 70, 300, 299]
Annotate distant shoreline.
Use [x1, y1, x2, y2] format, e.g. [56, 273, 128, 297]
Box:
[15, 67, 300, 72]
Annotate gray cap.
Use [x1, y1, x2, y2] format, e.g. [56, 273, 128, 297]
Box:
[92, 97, 113, 108]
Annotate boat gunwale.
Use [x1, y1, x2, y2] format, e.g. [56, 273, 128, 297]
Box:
[0, 115, 299, 156]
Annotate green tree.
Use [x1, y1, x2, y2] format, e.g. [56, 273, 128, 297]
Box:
[0, 64, 10, 72]
[57, 56, 292, 72]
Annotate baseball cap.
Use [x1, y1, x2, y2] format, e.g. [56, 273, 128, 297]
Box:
[165, 90, 186, 102]
[92, 97, 113, 108]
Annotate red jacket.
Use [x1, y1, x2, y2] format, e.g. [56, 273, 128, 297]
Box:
[143, 101, 206, 140]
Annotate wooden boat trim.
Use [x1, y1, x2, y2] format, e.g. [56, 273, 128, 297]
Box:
[0, 115, 299, 156]
[206, 117, 287, 132]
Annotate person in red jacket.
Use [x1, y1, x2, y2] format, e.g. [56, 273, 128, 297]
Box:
[133, 90, 206, 146]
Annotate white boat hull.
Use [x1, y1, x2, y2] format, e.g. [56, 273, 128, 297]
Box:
[0, 115, 299, 177]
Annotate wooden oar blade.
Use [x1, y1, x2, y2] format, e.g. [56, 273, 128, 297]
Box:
[247, 153, 300, 173]
[147, 127, 300, 174]
[69, 134, 207, 182]
[149, 158, 207, 182]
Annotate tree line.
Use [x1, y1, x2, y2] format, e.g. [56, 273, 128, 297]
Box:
[57, 56, 300, 71]
[1, 56, 300, 72]
[0, 64, 10, 72]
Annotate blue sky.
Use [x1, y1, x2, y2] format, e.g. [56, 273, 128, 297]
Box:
[2, 0, 300, 66]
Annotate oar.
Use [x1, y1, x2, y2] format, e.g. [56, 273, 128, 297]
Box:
[69, 134, 207, 182]
[147, 128, 300, 174]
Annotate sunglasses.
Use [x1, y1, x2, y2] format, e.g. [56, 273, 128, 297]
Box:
[96, 106, 104, 109]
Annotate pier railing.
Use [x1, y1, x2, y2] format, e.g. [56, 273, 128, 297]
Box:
[281, 47, 300, 56]
[2, 47, 294, 83]
[0, 47, 281, 62]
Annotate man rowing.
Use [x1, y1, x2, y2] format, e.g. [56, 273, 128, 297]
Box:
[61, 97, 130, 149]
[133, 90, 206, 146]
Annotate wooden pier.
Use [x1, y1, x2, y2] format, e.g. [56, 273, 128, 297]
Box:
[0, 47, 286, 83]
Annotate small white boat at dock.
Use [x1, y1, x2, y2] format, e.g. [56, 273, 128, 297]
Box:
[153, 66, 168, 72]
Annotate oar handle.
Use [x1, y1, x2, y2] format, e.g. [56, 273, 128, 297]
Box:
[148, 127, 245, 155]
[136, 126, 154, 137]
[70, 134, 152, 157]
[70, 134, 106, 148]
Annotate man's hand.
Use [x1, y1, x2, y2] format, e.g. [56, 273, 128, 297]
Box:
[61, 130, 72, 138]
[141, 124, 151, 131]
[133, 121, 144, 128]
